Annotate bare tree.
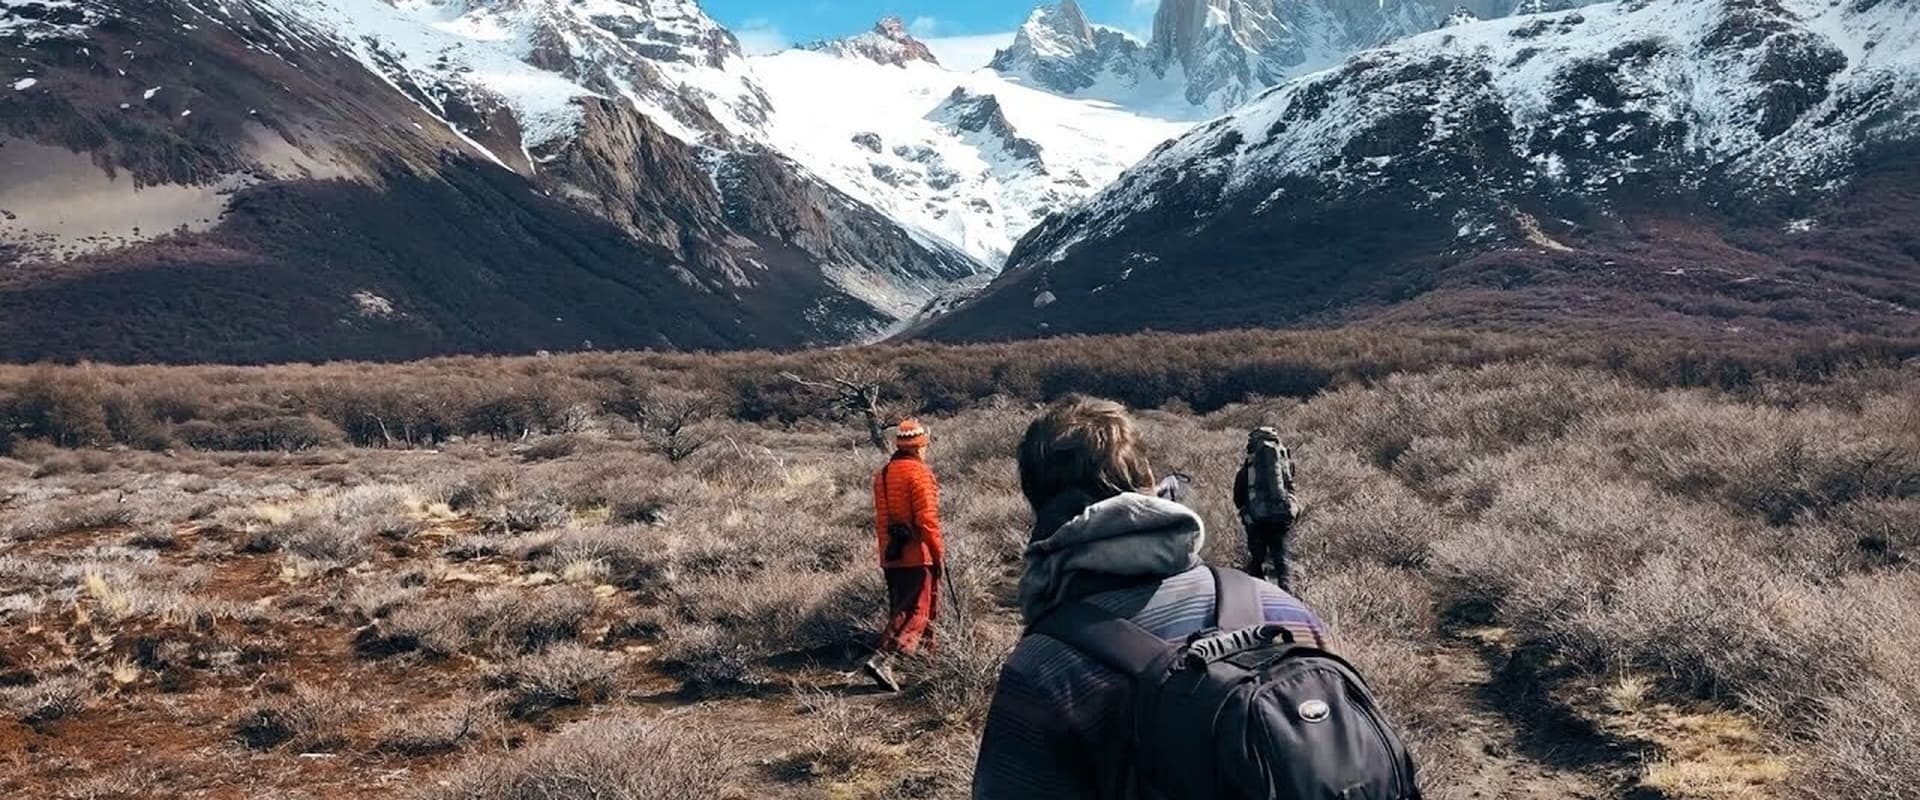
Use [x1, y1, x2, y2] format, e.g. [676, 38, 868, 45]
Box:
[640, 392, 715, 463]
[781, 360, 899, 452]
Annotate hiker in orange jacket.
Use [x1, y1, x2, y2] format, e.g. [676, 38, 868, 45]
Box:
[864, 417, 943, 692]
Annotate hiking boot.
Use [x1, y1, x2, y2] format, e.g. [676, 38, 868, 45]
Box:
[862, 655, 901, 692]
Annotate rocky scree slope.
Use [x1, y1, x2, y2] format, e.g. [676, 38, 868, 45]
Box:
[922, 0, 1920, 342]
[0, 0, 981, 363]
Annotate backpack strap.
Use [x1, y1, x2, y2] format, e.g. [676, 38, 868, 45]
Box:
[1030, 601, 1181, 679]
[1210, 566, 1266, 630]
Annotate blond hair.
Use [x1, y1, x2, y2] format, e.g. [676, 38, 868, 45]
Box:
[1017, 395, 1155, 511]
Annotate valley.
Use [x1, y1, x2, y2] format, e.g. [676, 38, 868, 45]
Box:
[5, 0, 1908, 362]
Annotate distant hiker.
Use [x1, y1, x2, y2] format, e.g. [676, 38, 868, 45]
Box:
[865, 417, 943, 692]
[1234, 426, 1299, 591]
[974, 397, 1417, 800]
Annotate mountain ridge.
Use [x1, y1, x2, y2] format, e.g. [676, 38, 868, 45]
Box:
[0, 0, 987, 362]
[917, 0, 1920, 342]
[989, 0, 1612, 115]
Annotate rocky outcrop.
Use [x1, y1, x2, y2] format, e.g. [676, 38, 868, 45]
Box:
[927, 89, 1046, 167]
[1443, 6, 1483, 27]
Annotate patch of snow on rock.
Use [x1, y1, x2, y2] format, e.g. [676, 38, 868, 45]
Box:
[351, 290, 398, 318]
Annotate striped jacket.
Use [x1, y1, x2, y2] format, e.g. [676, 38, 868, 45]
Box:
[973, 565, 1330, 799]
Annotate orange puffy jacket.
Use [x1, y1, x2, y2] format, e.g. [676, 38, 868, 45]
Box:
[873, 451, 943, 568]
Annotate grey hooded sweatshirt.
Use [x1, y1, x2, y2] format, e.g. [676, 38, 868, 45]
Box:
[974, 491, 1331, 800]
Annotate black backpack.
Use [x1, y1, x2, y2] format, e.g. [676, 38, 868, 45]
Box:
[1031, 567, 1419, 800]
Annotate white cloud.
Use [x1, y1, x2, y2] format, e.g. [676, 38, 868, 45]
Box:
[1121, 0, 1160, 38]
[734, 16, 789, 55]
[923, 32, 1015, 71]
[909, 16, 942, 37]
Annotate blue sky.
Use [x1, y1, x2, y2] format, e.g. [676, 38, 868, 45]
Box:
[706, 0, 1162, 66]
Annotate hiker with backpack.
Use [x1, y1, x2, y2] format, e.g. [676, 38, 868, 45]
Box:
[974, 397, 1418, 800]
[864, 418, 942, 692]
[1234, 427, 1299, 591]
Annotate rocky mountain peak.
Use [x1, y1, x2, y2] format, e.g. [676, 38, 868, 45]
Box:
[989, 0, 1617, 115]
[804, 16, 940, 67]
[1443, 6, 1483, 26]
[1024, 0, 1097, 50]
[990, 1, 1147, 96]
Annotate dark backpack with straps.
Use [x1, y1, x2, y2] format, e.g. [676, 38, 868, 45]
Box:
[1244, 436, 1297, 526]
[1031, 567, 1419, 800]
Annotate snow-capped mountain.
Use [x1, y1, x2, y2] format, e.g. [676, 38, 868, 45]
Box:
[749, 24, 1189, 266]
[919, 0, 1920, 342]
[992, 0, 1610, 116]
[0, 0, 984, 361]
[802, 16, 939, 66]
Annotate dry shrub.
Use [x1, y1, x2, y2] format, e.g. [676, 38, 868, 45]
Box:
[249, 485, 423, 567]
[2, 674, 92, 723]
[1, 332, 1913, 453]
[1813, 497, 1920, 570]
[484, 643, 626, 719]
[905, 615, 1019, 726]
[6, 368, 112, 447]
[656, 623, 760, 689]
[367, 587, 594, 658]
[332, 485, 427, 539]
[2, 495, 134, 541]
[124, 523, 179, 550]
[442, 466, 518, 512]
[374, 700, 502, 757]
[175, 415, 343, 452]
[419, 715, 734, 800]
[232, 684, 358, 752]
[1289, 452, 1446, 573]
[777, 688, 901, 781]
[52, 759, 190, 800]
[1604, 395, 1920, 525]
[518, 434, 583, 462]
[339, 578, 426, 622]
[688, 440, 787, 488]
[256, 516, 370, 567]
[498, 490, 571, 533]
[517, 526, 671, 590]
[1307, 563, 1437, 644]
[669, 569, 876, 656]
[1796, 682, 1920, 800]
[1557, 547, 1862, 711]
[1294, 364, 1653, 469]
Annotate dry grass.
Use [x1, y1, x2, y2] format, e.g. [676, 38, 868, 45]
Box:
[0, 345, 1913, 798]
[2, 674, 92, 723]
[419, 716, 735, 800]
[2, 495, 133, 541]
[484, 643, 626, 719]
[372, 700, 502, 757]
[362, 587, 596, 658]
[231, 684, 359, 752]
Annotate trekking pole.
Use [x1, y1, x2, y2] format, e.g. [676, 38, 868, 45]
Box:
[942, 548, 966, 632]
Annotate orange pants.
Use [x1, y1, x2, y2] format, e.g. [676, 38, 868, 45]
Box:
[879, 565, 940, 655]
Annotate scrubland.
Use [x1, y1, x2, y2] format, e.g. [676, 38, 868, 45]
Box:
[0, 329, 1915, 799]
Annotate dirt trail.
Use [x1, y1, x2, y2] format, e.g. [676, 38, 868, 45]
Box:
[1421, 637, 1632, 800]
